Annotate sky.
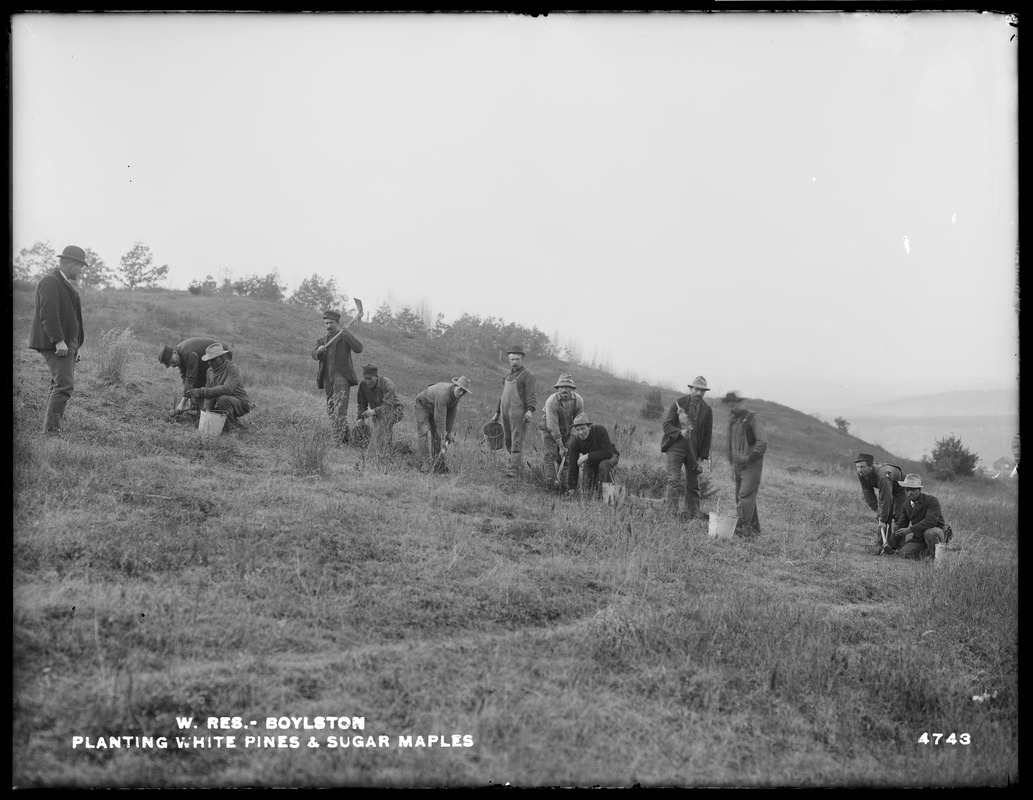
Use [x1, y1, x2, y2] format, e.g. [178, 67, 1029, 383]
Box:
[11, 11, 1019, 413]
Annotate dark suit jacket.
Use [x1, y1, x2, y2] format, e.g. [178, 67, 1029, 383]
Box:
[312, 329, 363, 389]
[28, 269, 84, 352]
[894, 492, 946, 535]
[175, 337, 220, 392]
[661, 395, 713, 458]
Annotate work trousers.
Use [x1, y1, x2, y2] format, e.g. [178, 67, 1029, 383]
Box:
[733, 459, 764, 535]
[542, 433, 570, 486]
[502, 413, 528, 476]
[577, 455, 620, 495]
[210, 395, 249, 424]
[40, 348, 77, 433]
[414, 403, 446, 469]
[895, 527, 945, 559]
[664, 439, 701, 517]
[325, 381, 353, 441]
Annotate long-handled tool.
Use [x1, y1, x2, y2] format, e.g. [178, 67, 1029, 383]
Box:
[557, 453, 567, 490]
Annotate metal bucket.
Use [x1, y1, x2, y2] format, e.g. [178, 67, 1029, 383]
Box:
[482, 421, 505, 451]
[198, 410, 228, 441]
[708, 513, 737, 539]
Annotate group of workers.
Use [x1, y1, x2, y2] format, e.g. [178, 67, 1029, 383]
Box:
[28, 247, 949, 558]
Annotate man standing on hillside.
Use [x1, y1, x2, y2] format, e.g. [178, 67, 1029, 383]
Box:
[661, 376, 714, 520]
[159, 336, 221, 415]
[854, 452, 906, 555]
[539, 374, 585, 489]
[564, 413, 620, 498]
[721, 391, 767, 536]
[414, 376, 472, 473]
[490, 345, 537, 479]
[28, 245, 86, 434]
[888, 473, 952, 559]
[189, 343, 252, 429]
[312, 309, 363, 444]
[355, 364, 404, 450]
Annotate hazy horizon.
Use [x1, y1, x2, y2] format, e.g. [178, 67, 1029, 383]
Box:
[11, 11, 1019, 411]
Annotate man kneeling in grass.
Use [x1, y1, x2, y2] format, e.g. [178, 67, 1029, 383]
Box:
[888, 473, 953, 559]
[188, 343, 252, 430]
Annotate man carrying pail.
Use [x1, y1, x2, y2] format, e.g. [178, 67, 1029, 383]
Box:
[490, 345, 537, 479]
[159, 336, 222, 415]
[887, 473, 953, 559]
[414, 376, 472, 473]
[721, 391, 767, 536]
[564, 413, 620, 499]
[661, 376, 714, 520]
[854, 452, 906, 555]
[189, 343, 251, 429]
[312, 308, 363, 445]
[539, 374, 585, 489]
[355, 364, 404, 450]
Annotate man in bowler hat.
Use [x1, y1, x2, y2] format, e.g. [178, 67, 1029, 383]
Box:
[312, 309, 364, 443]
[28, 245, 87, 433]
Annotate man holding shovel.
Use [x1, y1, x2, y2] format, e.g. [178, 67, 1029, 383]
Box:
[312, 308, 363, 444]
[539, 374, 584, 490]
[159, 336, 221, 415]
[854, 452, 906, 555]
[414, 376, 472, 474]
[564, 413, 620, 499]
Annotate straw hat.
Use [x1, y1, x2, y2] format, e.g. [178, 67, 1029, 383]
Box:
[451, 376, 473, 393]
[688, 376, 710, 391]
[898, 474, 924, 489]
[554, 374, 576, 389]
[201, 343, 232, 361]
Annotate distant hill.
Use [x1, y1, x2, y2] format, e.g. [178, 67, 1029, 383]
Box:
[833, 389, 1018, 418]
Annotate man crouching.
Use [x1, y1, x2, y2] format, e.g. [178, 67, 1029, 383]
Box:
[188, 343, 252, 430]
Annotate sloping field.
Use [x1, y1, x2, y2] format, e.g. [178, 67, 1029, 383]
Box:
[11, 288, 1018, 787]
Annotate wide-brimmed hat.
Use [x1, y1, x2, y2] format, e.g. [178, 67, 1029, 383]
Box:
[322, 309, 342, 322]
[554, 374, 577, 389]
[507, 345, 526, 356]
[201, 343, 231, 361]
[854, 452, 875, 464]
[158, 345, 175, 367]
[898, 473, 924, 489]
[57, 245, 89, 266]
[721, 391, 744, 404]
[362, 364, 379, 377]
[571, 412, 592, 427]
[451, 375, 473, 393]
[688, 376, 710, 391]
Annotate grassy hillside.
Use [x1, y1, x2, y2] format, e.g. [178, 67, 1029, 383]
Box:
[12, 287, 1018, 788]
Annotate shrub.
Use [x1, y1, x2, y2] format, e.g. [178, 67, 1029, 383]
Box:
[94, 327, 135, 384]
[922, 434, 979, 480]
[640, 389, 664, 420]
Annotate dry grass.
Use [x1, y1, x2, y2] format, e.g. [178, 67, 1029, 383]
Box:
[11, 287, 1018, 788]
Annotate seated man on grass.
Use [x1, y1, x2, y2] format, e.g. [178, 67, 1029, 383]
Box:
[888, 473, 953, 559]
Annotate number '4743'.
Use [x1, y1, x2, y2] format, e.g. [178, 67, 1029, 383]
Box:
[918, 733, 971, 745]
